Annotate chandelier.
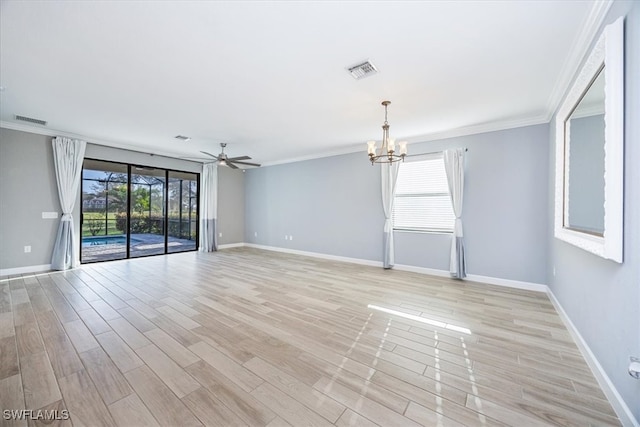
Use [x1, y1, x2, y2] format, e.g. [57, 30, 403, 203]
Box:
[367, 100, 407, 164]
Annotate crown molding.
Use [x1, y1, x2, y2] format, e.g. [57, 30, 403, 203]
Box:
[544, 0, 614, 121]
[403, 114, 549, 145]
[260, 145, 365, 167]
[0, 120, 201, 164]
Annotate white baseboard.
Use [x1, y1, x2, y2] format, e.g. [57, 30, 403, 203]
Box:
[394, 263, 453, 278]
[466, 273, 548, 293]
[218, 243, 245, 250]
[547, 290, 639, 427]
[244, 243, 381, 267]
[0, 263, 52, 278]
[394, 264, 548, 293]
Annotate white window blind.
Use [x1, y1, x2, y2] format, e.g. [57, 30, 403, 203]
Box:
[393, 154, 455, 232]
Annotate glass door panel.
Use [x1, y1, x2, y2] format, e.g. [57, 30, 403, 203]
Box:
[168, 171, 198, 253]
[81, 160, 128, 263]
[130, 168, 166, 258]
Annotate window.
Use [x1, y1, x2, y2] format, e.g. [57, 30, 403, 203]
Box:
[393, 153, 455, 233]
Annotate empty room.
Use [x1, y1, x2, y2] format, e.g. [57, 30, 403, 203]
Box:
[0, 1, 638, 426]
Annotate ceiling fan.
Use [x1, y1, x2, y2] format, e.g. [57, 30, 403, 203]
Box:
[200, 143, 261, 169]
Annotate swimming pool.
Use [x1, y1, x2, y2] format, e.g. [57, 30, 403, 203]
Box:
[82, 235, 127, 247]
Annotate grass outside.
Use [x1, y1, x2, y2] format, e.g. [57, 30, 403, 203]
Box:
[82, 212, 197, 239]
[82, 212, 122, 237]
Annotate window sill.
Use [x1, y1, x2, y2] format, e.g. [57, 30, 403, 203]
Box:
[393, 229, 453, 235]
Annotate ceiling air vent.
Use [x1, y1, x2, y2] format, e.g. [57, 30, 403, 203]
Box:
[15, 115, 47, 126]
[347, 60, 378, 80]
[174, 135, 191, 142]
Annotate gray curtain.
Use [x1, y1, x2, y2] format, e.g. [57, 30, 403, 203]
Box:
[199, 162, 218, 252]
[444, 148, 466, 279]
[51, 136, 86, 270]
[381, 162, 399, 269]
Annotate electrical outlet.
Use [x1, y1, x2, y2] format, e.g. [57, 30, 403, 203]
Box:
[24, 245, 31, 253]
[629, 356, 640, 379]
[218, 232, 222, 237]
[254, 232, 258, 237]
[284, 235, 288, 240]
[553, 267, 556, 277]
[290, 235, 293, 241]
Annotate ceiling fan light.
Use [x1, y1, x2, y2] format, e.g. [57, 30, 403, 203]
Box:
[219, 159, 227, 166]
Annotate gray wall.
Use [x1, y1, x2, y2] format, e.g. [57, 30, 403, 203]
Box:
[217, 166, 245, 245]
[548, 1, 640, 421]
[245, 152, 384, 261]
[0, 128, 244, 271]
[245, 123, 550, 284]
[0, 128, 60, 270]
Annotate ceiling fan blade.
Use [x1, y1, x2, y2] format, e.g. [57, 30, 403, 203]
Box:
[226, 156, 251, 161]
[200, 151, 219, 158]
[231, 160, 261, 167]
[226, 162, 239, 169]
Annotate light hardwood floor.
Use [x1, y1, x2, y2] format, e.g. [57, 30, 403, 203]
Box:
[0, 248, 621, 426]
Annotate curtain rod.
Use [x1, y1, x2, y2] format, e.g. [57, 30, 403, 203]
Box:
[406, 148, 468, 157]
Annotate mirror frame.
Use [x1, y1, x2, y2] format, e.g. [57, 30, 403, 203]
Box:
[554, 17, 624, 263]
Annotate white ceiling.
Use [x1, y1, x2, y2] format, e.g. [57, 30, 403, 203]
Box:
[0, 1, 607, 166]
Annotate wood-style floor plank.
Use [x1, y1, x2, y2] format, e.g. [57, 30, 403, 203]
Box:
[108, 393, 160, 427]
[0, 311, 14, 339]
[77, 346, 133, 404]
[63, 319, 99, 354]
[20, 351, 62, 410]
[0, 248, 621, 427]
[135, 344, 201, 398]
[244, 356, 346, 423]
[95, 331, 145, 373]
[181, 387, 249, 427]
[189, 341, 264, 392]
[0, 374, 27, 427]
[251, 382, 335, 427]
[124, 366, 202, 427]
[185, 360, 277, 426]
[14, 323, 45, 357]
[57, 370, 116, 427]
[75, 308, 112, 335]
[0, 335, 19, 380]
[28, 399, 73, 427]
[313, 376, 421, 427]
[108, 317, 152, 349]
[144, 328, 200, 368]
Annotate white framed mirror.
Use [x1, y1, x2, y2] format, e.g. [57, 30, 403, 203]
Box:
[554, 17, 624, 263]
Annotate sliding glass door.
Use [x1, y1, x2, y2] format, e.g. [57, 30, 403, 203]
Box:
[168, 171, 199, 253]
[130, 168, 166, 258]
[80, 159, 199, 263]
[81, 160, 129, 262]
